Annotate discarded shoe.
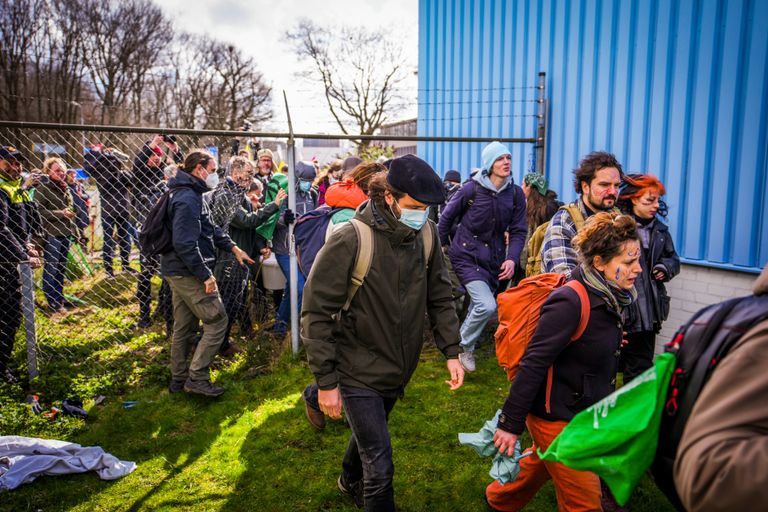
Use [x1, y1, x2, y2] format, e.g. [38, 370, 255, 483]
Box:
[62, 398, 88, 419]
[184, 379, 225, 398]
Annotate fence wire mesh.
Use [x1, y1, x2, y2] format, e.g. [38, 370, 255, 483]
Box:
[0, 124, 540, 399]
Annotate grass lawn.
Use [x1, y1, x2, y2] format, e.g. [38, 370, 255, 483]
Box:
[1, 276, 676, 511]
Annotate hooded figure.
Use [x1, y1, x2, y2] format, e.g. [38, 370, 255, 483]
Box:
[437, 141, 527, 373]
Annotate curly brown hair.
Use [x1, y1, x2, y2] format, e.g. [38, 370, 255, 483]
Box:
[367, 171, 404, 204]
[572, 212, 638, 266]
[573, 151, 623, 195]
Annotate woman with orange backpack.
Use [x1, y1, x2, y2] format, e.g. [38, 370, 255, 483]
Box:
[487, 212, 641, 512]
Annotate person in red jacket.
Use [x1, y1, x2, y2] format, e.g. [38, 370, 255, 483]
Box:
[487, 212, 641, 512]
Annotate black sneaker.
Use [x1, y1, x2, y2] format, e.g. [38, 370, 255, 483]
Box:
[168, 379, 185, 393]
[183, 379, 225, 398]
[337, 474, 364, 509]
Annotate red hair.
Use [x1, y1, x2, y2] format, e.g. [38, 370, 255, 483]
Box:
[619, 174, 666, 202]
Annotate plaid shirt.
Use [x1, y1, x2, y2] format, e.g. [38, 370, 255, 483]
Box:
[541, 197, 590, 279]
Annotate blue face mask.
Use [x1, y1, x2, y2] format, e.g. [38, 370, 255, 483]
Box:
[398, 207, 429, 231]
[299, 181, 312, 193]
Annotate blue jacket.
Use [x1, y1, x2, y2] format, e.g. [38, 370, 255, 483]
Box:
[161, 171, 235, 281]
[438, 172, 527, 289]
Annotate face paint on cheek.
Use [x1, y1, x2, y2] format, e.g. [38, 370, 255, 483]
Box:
[615, 266, 622, 281]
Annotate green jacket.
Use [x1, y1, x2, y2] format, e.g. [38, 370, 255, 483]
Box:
[33, 180, 77, 238]
[301, 199, 461, 397]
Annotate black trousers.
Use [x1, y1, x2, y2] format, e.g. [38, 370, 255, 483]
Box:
[0, 264, 22, 372]
[620, 330, 656, 383]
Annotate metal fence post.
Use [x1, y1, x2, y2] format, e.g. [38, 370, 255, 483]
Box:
[536, 72, 548, 177]
[19, 262, 38, 381]
[284, 92, 300, 355]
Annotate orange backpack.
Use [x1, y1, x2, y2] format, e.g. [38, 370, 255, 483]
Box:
[495, 273, 590, 382]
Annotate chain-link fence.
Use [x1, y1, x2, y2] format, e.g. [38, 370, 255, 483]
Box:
[0, 122, 542, 399]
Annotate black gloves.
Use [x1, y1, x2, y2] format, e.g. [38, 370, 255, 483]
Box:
[284, 208, 295, 225]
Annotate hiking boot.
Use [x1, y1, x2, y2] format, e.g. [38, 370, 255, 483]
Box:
[183, 379, 225, 398]
[168, 379, 185, 393]
[459, 351, 476, 372]
[219, 343, 244, 358]
[337, 474, 364, 508]
[303, 395, 326, 430]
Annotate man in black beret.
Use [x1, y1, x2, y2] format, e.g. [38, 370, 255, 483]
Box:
[301, 154, 464, 510]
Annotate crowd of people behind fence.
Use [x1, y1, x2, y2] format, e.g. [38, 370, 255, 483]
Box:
[1, 136, 766, 512]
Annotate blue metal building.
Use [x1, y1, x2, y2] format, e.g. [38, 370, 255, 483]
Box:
[417, 0, 767, 273]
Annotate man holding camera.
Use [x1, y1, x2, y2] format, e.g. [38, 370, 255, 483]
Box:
[0, 146, 41, 383]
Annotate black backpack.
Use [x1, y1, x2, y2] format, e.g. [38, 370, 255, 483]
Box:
[138, 191, 173, 256]
[651, 293, 768, 510]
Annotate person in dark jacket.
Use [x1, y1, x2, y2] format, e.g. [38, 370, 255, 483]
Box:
[487, 212, 641, 512]
[34, 158, 79, 313]
[161, 150, 254, 397]
[301, 156, 464, 511]
[437, 141, 527, 372]
[617, 174, 680, 382]
[83, 146, 133, 277]
[65, 168, 90, 232]
[0, 146, 41, 383]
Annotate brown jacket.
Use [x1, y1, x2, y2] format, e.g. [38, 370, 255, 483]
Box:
[674, 264, 768, 512]
[34, 180, 77, 238]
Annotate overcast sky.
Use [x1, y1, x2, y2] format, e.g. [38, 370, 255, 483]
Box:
[158, 0, 419, 133]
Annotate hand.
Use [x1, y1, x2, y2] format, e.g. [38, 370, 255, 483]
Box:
[22, 174, 41, 189]
[498, 259, 515, 280]
[260, 247, 271, 260]
[274, 188, 288, 206]
[232, 246, 255, 267]
[318, 386, 342, 419]
[29, 256, 41, 269]
[62, 208, 76, 220]
[203, 276, 217, 294]
[27, 244, 39, 258]
[652, 268, 666, 281]
[621, 331, 629, 348]
[493, 428, 519, 457]
[445, 358, 464, 390]
[283, 208, 295, 225]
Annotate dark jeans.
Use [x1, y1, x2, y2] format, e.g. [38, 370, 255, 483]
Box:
[101, 210, 132, 274]
[275, 253, 305, 331]
[137, 251, 173, 330]
[0, 264, 22, 373]
[42, 235, 71, 309]
[214, 254, 250, 350]
[620, 330, 656, 382]
[341, 385, 398, 512]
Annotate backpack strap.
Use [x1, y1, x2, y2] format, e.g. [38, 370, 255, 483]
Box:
[563, 202, 586, 232]
[343, 219, 374, 311]
[420, 221, 435, 268]
[457, 180, 478, 222]
[564, 280, 591, 340]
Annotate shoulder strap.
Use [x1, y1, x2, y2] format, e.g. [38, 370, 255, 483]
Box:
[563, 202, 586, 232]
[343, 219, 374, 311]
[420, 221, 435, 267]
[564, 280, 590, 341]
[458, 180, 478, 221]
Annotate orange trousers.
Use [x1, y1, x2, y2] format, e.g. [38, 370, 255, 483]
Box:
[486, 414, 602, 512]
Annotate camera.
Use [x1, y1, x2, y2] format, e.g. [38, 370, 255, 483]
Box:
[162, 134, 177, 143]
[29, 173, 49, 186]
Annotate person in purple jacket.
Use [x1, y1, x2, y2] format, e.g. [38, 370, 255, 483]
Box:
[438, 141, 527, 372]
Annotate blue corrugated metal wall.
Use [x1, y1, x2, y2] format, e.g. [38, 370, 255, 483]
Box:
[418, 0, 768, 273]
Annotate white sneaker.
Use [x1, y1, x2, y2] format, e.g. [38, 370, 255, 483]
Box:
[459, 351, 476, 372]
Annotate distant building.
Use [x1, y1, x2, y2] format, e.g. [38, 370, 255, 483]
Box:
[378, 119, 417, 157]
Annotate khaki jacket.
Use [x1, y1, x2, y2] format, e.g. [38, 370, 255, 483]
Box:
[301, 199, 461, 397]
[674, 265, 768, 511]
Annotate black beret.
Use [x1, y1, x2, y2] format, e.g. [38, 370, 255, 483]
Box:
[387, 155, 446, 205]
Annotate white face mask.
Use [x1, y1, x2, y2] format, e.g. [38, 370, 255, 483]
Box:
[205, 171, 220, 189]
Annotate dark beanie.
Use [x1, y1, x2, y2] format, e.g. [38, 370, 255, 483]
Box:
[387, 155, 445, 205]
[444, 170, 461, 183]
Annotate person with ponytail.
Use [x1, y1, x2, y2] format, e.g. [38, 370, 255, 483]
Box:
[487, 212, 642, 512]
[617, 173, 680, 382]
[161, 150, 254, 398]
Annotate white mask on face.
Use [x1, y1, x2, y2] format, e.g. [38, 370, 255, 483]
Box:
[205, 171, 220, 189]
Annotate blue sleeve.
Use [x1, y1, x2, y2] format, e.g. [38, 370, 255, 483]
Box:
[169, 192, 211, 281]
[437, 182, 469, 246]
[506, 186, 528, 263]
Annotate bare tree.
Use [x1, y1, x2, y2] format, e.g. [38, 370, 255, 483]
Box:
[0, 0, 45, 120]
[286, 19, 408, 145]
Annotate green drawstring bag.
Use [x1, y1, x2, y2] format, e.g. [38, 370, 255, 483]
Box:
[539, 352, 676, 505]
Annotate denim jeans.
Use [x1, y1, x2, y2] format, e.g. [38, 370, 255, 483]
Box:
[101, 210, 132, 274]
[275, 253, 305, 331]
[42, 235, 71, 310]
[459, 280, 498, 353]
[340, 385, 398, 512]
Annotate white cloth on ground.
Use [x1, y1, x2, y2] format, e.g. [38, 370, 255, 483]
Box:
[0, 435, 136, 491]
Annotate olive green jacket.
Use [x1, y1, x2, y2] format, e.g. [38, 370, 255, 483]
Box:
[301, 199, 461, 397]
[33, 180, 78, 238]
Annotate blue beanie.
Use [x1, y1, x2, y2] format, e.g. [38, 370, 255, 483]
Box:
[481, 141, 511, 174]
